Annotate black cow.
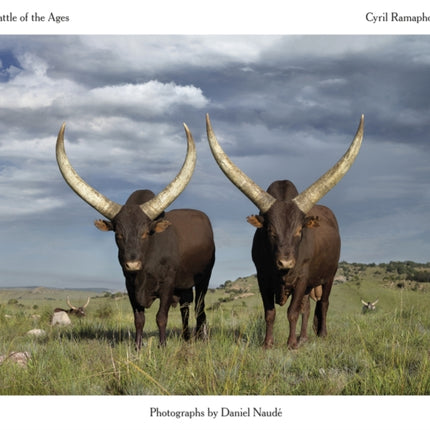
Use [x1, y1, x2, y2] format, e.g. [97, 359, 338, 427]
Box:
[206, 114, 364, 349]
[56, 123, 215, 349]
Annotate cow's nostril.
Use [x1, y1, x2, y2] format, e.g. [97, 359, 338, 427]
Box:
[125, 261, 142, 271]
[277, 258, 295, 269]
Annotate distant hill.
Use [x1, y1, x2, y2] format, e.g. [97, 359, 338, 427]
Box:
[1, 261, 428, 307]
[0, 286, 113, 293]
[0, 286, 114, 308]
[216, 261, 430, 296]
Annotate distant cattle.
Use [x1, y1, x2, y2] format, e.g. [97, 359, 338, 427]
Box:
[56, 123, 215, 349]
[51, 297, 90, 325]
[206, 113, 364, 349]
[27, 328, 46, 337]
[51, 311, 71, 326]
[361, 299, 378, 313]
[0, 351, 31, 368]
[54, 296, 90, 317]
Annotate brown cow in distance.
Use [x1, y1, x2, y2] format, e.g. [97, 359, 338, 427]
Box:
[52, 296, 90, 326]
[361, 299, 379, 313]
[56, 123, 215, 349]
[206, 114, 364, 349]
[53, 296, 90, 317]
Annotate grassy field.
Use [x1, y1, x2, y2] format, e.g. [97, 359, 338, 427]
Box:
[0, 262, 429, 395]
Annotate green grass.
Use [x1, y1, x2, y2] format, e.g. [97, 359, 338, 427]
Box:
[1, 266, 430, 395]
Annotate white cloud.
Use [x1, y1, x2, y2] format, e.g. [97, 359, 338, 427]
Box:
[0, 135, 55, 160]
[0, 53, 80, 109]
[0, 166, 64, 220]
[0, 52, 208, 114]
[0, 50, 210, 222]
[84, 80, 207, 114]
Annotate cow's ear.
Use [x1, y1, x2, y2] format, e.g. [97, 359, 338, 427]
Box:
[152, 219, 172, 234]
[247, 215, 264, 228]
[304, 216, 320, 229]
[94, 219, 114, 231]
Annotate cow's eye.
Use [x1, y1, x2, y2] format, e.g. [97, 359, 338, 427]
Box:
[115, 233, 124, 241]
[294, 226, 302, 237]
[267, 227, 277, 239]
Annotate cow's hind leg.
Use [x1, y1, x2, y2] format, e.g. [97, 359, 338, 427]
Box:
[194, 285, 208, 340]
[194, 252, 215, 341]
[179, 289, 193, 341]
[313, 278, 334, 338]
[194, 273, 212, 341]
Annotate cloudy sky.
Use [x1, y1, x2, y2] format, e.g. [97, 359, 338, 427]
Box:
[0, 35, 429, 290]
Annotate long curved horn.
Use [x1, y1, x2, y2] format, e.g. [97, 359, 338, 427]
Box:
[83, 297, 91, 308]
[361, 299, 368, 306]
[139, 123, 196, 220]
[66, 296, 77, 310]
[206, 114, 276, 213]
[292, 115, 364, 214]
[56, 124, 122, 220]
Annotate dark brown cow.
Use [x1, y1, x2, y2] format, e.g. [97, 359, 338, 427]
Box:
[56, 123, 215, 349]
[206, 114, 364, 349]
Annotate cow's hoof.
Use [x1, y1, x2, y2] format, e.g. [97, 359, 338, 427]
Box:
[196, 325, 208, 341]
[298, 336, 308, 345]
[287, 342, 299, 350]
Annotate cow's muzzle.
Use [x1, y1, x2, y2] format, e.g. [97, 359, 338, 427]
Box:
[277, 257, 296, 270]
[124, 260, 142, 272]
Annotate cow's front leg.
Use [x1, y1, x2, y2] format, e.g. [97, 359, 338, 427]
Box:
[260, 291, 276, 349]
[298, 294, 310, 345]
[287, 282, 307, 349]
[156, 296, 171, 346]
[134, 307, 145, 350]
[264, 307, 276, 348]
[257, 273, 276, 348]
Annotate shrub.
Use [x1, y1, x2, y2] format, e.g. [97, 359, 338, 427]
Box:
[94, 304, 114, 319]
